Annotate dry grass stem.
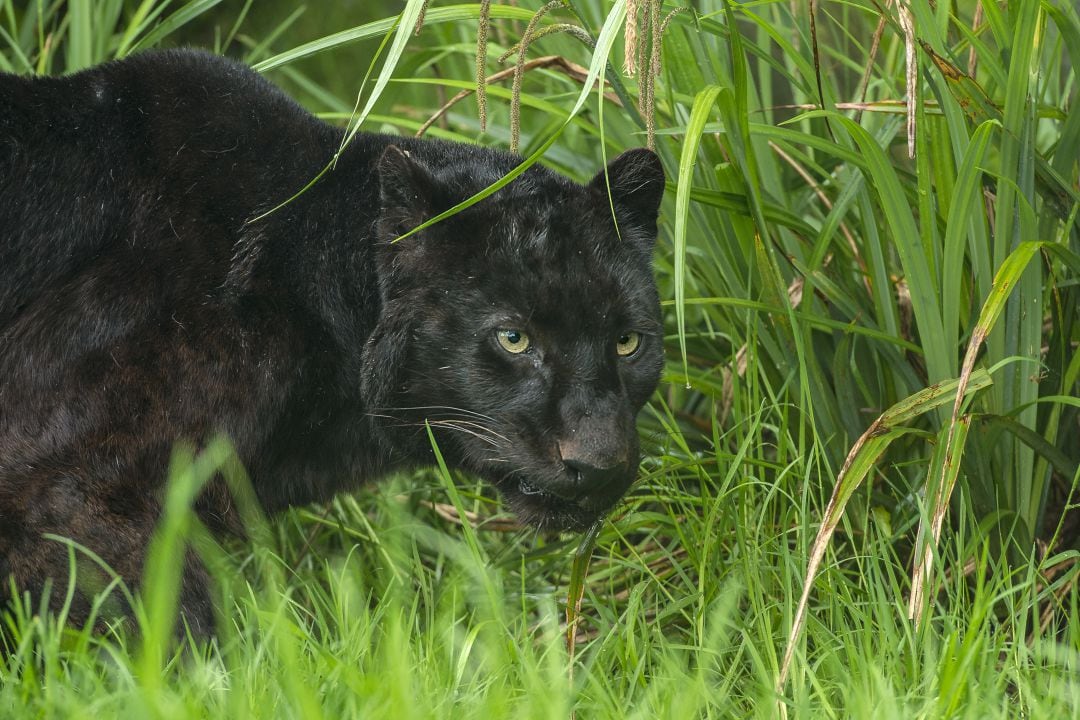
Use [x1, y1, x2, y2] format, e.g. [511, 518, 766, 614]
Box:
[856, 10, 889, 123]
[625, 0, 640, 75]
[476, 0, 492, 131]
[768, 140, 864, 279]
[416, 56, 617, 138]
[968, 1, 984, 77]
[504, 0, 565, 152]
[896, 0, 916, 158]
[413, 0, 430, 35]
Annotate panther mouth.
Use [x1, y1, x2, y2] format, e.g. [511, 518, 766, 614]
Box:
[517, 478, 548, 497]
[499, 467, 634, 532]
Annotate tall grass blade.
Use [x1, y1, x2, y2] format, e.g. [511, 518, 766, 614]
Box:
[253, 4, 541, 72]
[337, 0, 431, 155]
[131, 0, 222, 53]
[673, 84, 722, 383]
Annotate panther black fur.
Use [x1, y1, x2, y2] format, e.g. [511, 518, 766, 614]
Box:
[0, 48, 665, 632]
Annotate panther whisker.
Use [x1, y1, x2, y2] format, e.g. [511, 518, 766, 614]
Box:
[425, 419, 511, 444]
[368, 406, 511, 447]
[426, 420, 506, 447]
[367, 410, 498, 430]
[379, 404, 499, 422]
[376, 417, 508, 450]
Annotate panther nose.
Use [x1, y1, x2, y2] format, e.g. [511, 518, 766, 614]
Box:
[562, 457, 624, 493]
[550, 436, 630, 499]
[539, 455, 626, 501]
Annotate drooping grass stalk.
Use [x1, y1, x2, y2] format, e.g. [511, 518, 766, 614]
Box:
[474, 0, 491, 130]
[504, 0, 564, 151]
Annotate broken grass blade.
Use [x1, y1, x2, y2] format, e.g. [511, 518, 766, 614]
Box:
[910, 241, 1043, 626]
[777, 429, 902, 692]
[882, 369, 993, 426]
[566, 520, 602, 663]
[909, 415, 973, 621]
[778, 368, 992, 692]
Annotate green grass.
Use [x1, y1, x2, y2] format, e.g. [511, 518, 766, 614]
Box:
[2, 0, 1079, 717]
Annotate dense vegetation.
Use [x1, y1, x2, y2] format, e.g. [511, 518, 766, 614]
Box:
[2, 1, 1078, 716]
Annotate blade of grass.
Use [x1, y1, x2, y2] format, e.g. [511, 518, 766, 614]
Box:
[336, 0, 430, 156]
[941, 119, 999, 362]
[131, 0, 222, 54]
[566, 520, 602, 684]
[253, 4, 542, 73]
[114, 0, 166, 58]
[64, 0, 90, 71]
[909, 415, 973, 624]
[673, 84, 722, 384]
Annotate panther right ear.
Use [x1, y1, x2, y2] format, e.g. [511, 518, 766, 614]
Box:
[377, 145, 433, 234]
[588, 147, 666, 224]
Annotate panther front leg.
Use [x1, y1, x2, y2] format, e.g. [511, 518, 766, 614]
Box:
[0, 467, 215, 636]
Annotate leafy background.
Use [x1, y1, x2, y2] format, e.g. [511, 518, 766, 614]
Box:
[1, 0, 1078, 717]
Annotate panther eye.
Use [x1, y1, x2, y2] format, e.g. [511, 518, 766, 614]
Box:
[496, 329, 530, 354]
[616, 331, 641, 357]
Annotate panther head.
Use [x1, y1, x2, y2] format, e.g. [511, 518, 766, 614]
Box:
[362, 142, 665, 531]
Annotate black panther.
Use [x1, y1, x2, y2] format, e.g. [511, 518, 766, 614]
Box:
[0, 48, 665, 632]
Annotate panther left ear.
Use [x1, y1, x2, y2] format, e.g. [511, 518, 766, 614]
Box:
[588, 148, 666, 229]
[377, 144, 434, 235]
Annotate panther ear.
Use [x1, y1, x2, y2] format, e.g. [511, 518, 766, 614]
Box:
[377, 144, 434, 234]
[588, 148, 666, 234]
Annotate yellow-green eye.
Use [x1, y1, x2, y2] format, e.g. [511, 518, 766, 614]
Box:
[616, 331, 641, 357]
[497, 329, 530, 354]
